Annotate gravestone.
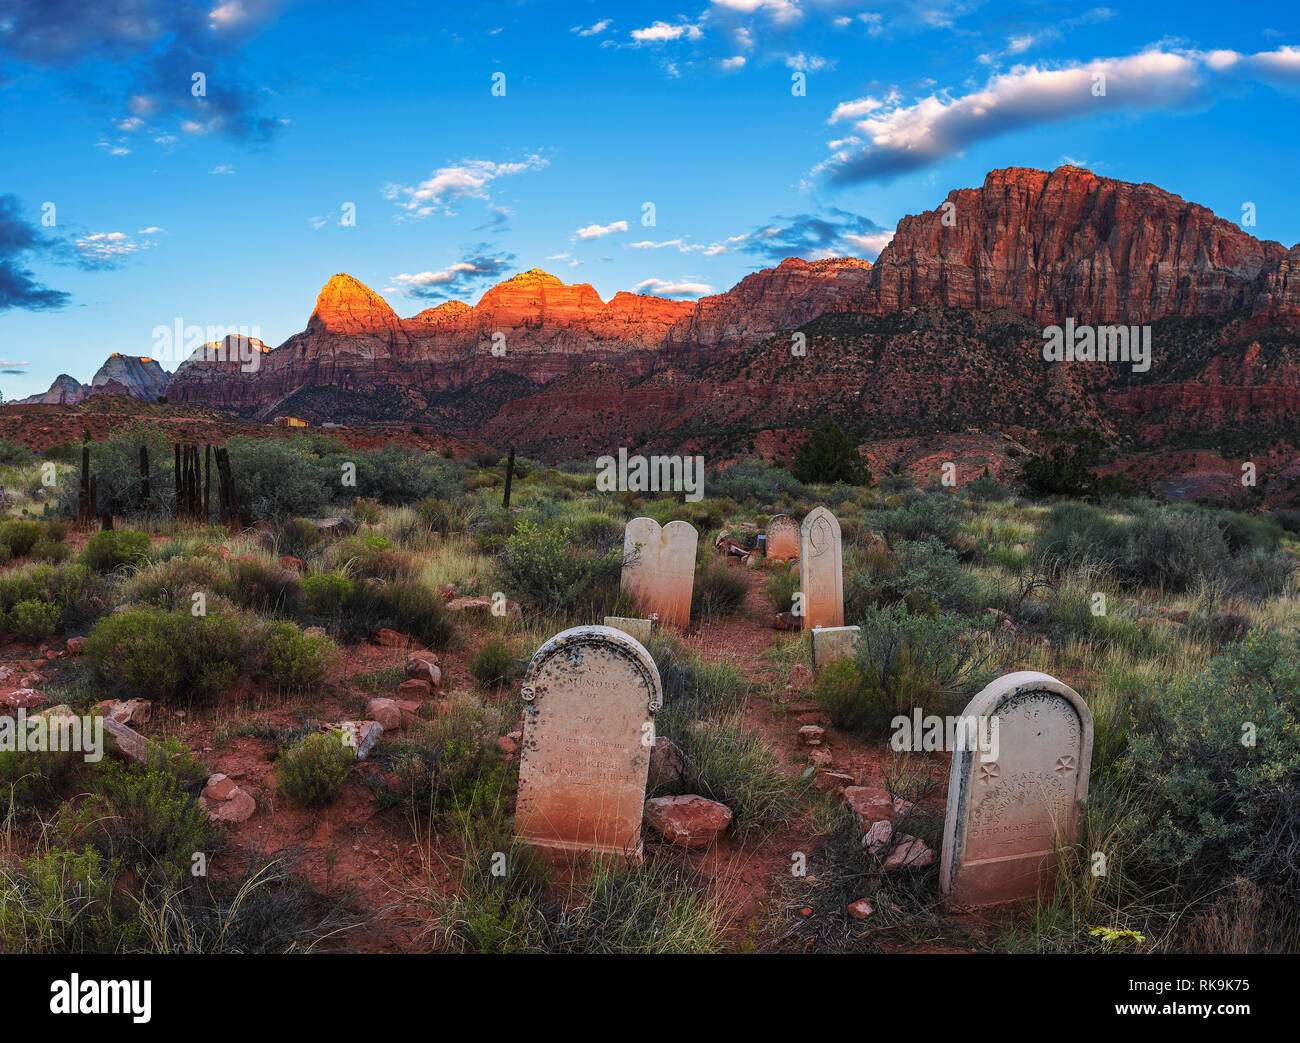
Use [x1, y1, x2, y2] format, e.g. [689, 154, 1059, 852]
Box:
[621, 518, 698, 627]
[798, 506, 843, 630]
[603, 616, 653, 645]
[939, 671, 1093, 907]
[766, 515, 800, 560]
[811, 625, 860, 671]
[515, 625, 662, 863]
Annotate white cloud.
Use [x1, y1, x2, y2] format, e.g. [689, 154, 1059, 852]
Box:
[818, 46, 1300, 183]
[634, 277, 713, 298]
[719, 55, 746, 70]
[137, 226, 165, 234]
[710, 0, 801, 23]
[94, 141, 131, 156]
[74, 231, 152, 265]
[843, 230, 895, 257]
[785, 52, 831, 72]
[209, 2, 249, 29]
[628, 238, 685, 249]
[210, 164, 236, 175]
[385, 155, 548, 218]
[631, 21, 702, 43]
[573, 19, 612, 36]
[575, 220, 629, 239]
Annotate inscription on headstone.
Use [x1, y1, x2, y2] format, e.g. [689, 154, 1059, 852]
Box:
[766, 515, 799, 560]
[621, 517, 698, 627]
[798, 505, 843, 630]
[515, 625, 662, 863]
[811, 625, 860, 671]
[940, 671, 1093, 907]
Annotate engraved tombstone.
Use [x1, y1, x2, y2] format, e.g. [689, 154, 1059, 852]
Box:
[766, 515, 800, 560]
[621, 517, 698, 627]
[811, 625, 860, 671]
[515, 625, 662, 863]
[798, 506, 843, 630]
[940, 671, 1093, 907]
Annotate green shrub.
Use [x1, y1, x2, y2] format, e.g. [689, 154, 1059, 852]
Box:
[469, 639, 517, 687]
[81, 529, 151, 572]
[0, 846, 129, 954]
[8, 599, 61, 642]
[30, 537, 70, 563]
[0, 520, 43, 557]
[691, 562, 746, 620]
[84, 608, 249, 704]
[497, 518, 619, 610]
[278, 732, 353, 806]
[298, 573, 355, 618]
[276, 517, 322, 557]
[229, 555, 300, 615]
[382, 699, 509, 820]
[792, 417, 871, 486]
[264, 622, 338, 689]
[707, 460, 807, 504]
[1125, 628, 1300, 900]
[764, 568, 800, 613]
[55, 752, 212, 889]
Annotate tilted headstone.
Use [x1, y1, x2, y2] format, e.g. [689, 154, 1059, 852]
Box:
[766, 515, 800, 560]
[940, 671, 1093, 907]
[621, 518, 698, 627]
[603, 616, 653, 646]
[811, 625, 860, 671]
[515, 625, 662, 863]
[798, 506, 843, 630]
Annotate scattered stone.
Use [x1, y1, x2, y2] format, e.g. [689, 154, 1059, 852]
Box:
[323, 720, 383, 759]
[648, 736, 688, 787]
[862, 819, 893, 853]
[102, 717, 155, 765]
[280, 555, 307, 574]
[405, 654, 442, 687]
[65, 636, 87, 655]
[883, 835, 936, 871]
[813, 770, 855, 793]
[366, 697, 402, 731]
[787, 663, 813, 691]
[447, 595, 522, 621]
[847, 898, 874, 920]
[798, 724, 825, 746]
[808, 748, 833, 768]
[395, 699, 424, 727]
[199, 773, 256, 824]
[643, 795, 733, 848]
[397, 678, 432, 699]
[773, 611, 800, 631]
[0, 688, 46, 712]
[497, 734, 519, 755]
[843, 786, 916, 830]
[374, 628, 411, 648]
[92, 698, 152, 727]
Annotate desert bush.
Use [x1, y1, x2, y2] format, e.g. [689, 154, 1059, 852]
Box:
[792, 417, 871, 486]
[355, 445, 459, 504]
[229, 555, 301, 615]
[381, 699, 509, 820]
[278, 732, 353, 806]
[276, 517, 322, 557]
[764, 568, 800, 613]
[468, 639, 517, 687]
[264, 622, 338, 689]
[0, 846, 130, 954]
[125, 555, 230, 610]
[0, 520, 43, 557]
[55, 750, 212, 890]
[691, 562, 746, 620]
[871, 492, 962, 545]
[350, 497, 382, 524]
[1124, 628, 1300, 901]
[1122, 509, 1232, 593]
[496, 518, 619, 611]
[814, 605, 1000, 736]
[298, 573, 355, 619]
[84, 607, 250, 704]
[7, 599, 62, 642]
[81, 529, 151, 572]
[30, 537, 70, 563]
[707, 459, 807, 505]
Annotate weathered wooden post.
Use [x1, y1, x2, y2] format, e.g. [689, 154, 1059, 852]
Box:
[503, 447, 516, 510]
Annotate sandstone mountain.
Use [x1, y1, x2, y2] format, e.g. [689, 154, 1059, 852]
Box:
[26, 165, 1300, 462]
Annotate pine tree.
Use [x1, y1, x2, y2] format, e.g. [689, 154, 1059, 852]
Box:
[792, 417, 872, 486]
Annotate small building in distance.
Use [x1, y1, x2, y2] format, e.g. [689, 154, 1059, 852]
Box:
[273, 415, 310, 428]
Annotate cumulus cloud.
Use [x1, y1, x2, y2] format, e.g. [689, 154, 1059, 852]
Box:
[575, 220, 629, 239]
[634, 277, 713, 298]
[631, 21, 703, 43]
[384, 155, 548, 219]
[741, 208, 892, 261]
[0, 195, 70, 311]
[818, 45, 1300, 184]
[72, 230, 157, 269]
[0, 0, 284, 143]
[390, 247, 516, 302]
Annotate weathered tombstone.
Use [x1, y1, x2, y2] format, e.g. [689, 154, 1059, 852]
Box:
[621, 518, 698, 627]
[940, 671, 1093, 907]
[766, 515, 800, 560]
[798, 506, 843, 630]
[603, 616, 653, 646]
[811, 625, 860, 671]
[515, 625, 662, 863]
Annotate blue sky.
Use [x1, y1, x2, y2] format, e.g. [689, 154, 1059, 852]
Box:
[1, 0, 1298, 398]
